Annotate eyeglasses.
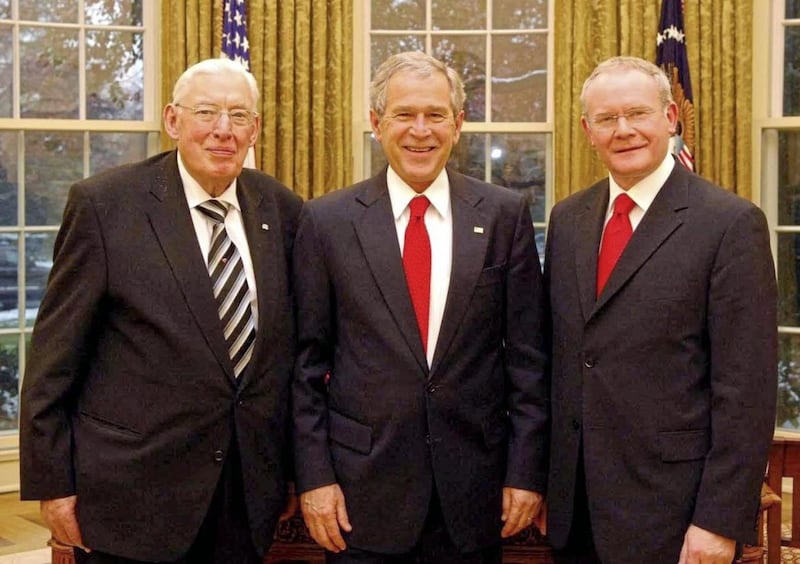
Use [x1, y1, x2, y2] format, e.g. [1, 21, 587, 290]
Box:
[588, 108, 658, 131]
[174, 103, 257, 127]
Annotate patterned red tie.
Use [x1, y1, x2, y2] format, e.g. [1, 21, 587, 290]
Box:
[597, 193, 636, 297]
[403, 196, 431, 353]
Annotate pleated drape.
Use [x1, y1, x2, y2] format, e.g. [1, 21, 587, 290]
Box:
[553, 0, 752, 201]
[160, 1, 353, 199]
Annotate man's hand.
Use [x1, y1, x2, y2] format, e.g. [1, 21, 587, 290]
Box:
[678, 524, 736, 564]
[279, 482, 298, 522]
[299, 484, 352, 552]
[41, 496, 89, 552]
[500, 487, 544, 538]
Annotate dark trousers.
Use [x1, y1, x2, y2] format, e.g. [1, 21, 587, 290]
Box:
[74, 444, 260, 564]
[326, 491, 501, 564]
[552, 448, 602, 564]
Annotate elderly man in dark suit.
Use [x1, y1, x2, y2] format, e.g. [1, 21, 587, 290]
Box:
[544, 56, 777, 564]
[20, 58, 302, 564]
[292, 51, 549, 563]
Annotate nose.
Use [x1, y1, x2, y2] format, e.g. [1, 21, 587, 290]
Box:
[410, 113, 430, 135]
[614, 115, 636, 135]
[212, 113, 234, 136]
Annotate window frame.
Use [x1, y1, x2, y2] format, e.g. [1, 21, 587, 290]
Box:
[0, 1, 160, 472]
[351, 1, 554, 238]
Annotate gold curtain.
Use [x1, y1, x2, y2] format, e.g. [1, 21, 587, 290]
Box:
[553, 0, 752, 202]
[160, 0, 353, 199]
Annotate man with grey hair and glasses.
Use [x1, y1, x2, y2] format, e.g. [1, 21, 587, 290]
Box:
[20, 57, 301, 563]
[543, 55, 776, 564]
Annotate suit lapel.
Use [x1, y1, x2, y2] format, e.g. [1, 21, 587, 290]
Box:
[352, 176, 428, 371]
[236, 178, 275, 387]
[575, 182, 608, 322]
[145, 153, 236, 384]
[430, 172, 488, 376]
[591, 167, 688, 316]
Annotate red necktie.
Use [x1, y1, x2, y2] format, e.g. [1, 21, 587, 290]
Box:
[597, 193, 635, 297]
[403, 196, 431, 352]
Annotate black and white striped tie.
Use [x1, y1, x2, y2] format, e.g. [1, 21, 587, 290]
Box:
[197, 199, 255, 378]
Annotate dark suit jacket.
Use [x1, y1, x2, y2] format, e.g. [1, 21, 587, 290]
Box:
[20, 150, 303, 561]
[544, 162, 777, 564]
[292, 167, 549, 553]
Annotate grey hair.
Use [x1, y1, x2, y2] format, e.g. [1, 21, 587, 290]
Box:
[172, 57, 259, 110]
[580, 56, 673, 115]
[369, 51, 466, 118]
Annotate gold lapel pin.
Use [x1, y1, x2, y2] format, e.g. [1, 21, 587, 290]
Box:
[261, 223, 269, 231]
[473, 226, 484, 234]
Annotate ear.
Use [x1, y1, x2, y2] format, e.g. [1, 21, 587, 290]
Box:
[580, 115, 594, 144]
[452, 110, 465, 144]
[249, 115, 260, 147]
[665, 101, 679, 134]
[369, 109, 383, 141]
[163, 104, 180, 140]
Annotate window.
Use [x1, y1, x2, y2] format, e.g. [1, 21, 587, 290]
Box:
[353, 1, 553, 257]
[0, 0, 159, 434]
[754, 1, 800, 429]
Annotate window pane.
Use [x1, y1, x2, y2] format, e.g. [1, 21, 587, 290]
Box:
[432, 0, 486, 30]
[25, 232, 55, 326]
[0, 234, 18, 324]
[0, 1, 8, 20]
[85, 0, 143, 26]
[449, 132, 487, 181]
[778, 334, 800, 429]
[0, 131, 17, 227]
[778, 131, 800, 225]
[490, 133, 547, 222]
[20, 27, 79, 119]
[778, 232, 800, 326]
[25, 131, 84, 225]
[90, 132, 148, 175]
[787, 0, 800, 19]
[19, 0, 77, 23]
[370, 35, 425, 77]
[492, 34, 547, 122]
[433, 35, 486, 121]
[372, 0, 424, 30]
[494, 0, 548, 29]
[87, 31, 144, 120]
[0, 333, 19, 431]
[0, 25, 11, 117]
[785, 25, 800, 116]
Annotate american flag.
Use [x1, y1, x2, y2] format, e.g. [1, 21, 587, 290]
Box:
[656, 0, 695, 172]
[221, 0, 256, 168]
[222, 0, 250, 70]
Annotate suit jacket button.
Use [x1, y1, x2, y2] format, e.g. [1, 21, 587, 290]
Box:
[213, 449, 225, 462]
[584, 359, 595, 368]
[426, 383, 437, 393]
[572, 420, 580, 430]
[425, 435, 433, 445]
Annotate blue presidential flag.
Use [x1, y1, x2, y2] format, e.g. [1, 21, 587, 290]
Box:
[656, 0, 695, 171]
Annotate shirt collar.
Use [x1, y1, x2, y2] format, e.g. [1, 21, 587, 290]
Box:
[178, 152, 241, 211]
[608, 154, 675, 213]
[386, 166, 451, 220]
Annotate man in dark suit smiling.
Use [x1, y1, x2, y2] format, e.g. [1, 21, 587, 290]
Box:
[292, 51, 548, 563]
[544, 56, 777, 564]
[20, 58, 302, 564]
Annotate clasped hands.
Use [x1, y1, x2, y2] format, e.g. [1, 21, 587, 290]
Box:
[299, 484, 545, 553]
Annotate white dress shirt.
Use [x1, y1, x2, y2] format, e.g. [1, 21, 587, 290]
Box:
[600, 154, 676, 250]
[178, 153, 259, 326]
[387, 166, 452, 367]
